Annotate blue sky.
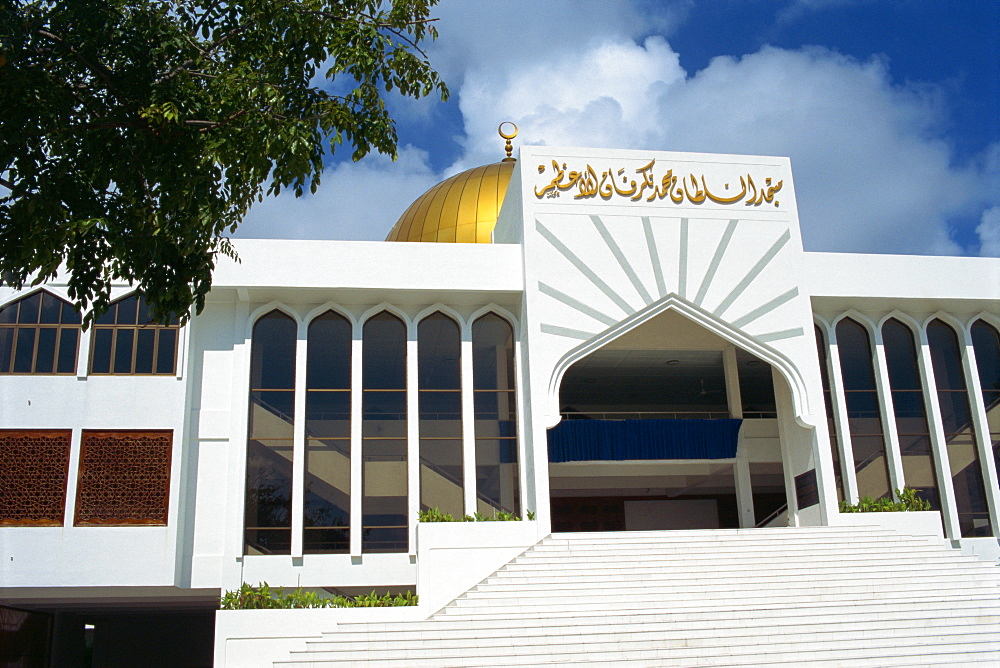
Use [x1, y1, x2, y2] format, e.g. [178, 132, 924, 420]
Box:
[238, 0, 1000, 257]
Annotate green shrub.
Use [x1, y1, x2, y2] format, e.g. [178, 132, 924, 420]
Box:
[418, 507, 536, 522]
[839, 487, 932, 513]
[220, 584, 417, 610]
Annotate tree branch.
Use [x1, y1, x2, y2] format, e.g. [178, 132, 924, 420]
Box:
[0, 175, 15, 191]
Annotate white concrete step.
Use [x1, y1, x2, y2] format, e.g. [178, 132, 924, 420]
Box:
[283, 632, 1000, 666]
[277, 527, 1000, 667]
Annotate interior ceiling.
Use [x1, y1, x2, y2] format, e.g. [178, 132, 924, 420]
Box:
[604, 310, 729, 351]
[561, 349, 728, 410]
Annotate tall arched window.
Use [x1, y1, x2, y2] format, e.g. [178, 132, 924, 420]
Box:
[836, 318, 891, 500]
[418, 312, 463, 517]
[882, 319, 939, 509]
[245, 310, 296, 554]
[0, 290, 81, 374]
[362, 312, 408, 552]
[970, 320, 1000, 487]
[815, 325, 844, 502]
[90, 292, 180, 375]
[927, 319, 992, 537]
[304, 311, 352, 553]
[472, 313, 520, 516]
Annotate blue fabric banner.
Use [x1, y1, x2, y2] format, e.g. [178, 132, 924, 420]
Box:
[547, 418, 742, 462]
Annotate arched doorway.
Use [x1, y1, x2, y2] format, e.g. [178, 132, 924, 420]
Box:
[548, 310, 789, 532]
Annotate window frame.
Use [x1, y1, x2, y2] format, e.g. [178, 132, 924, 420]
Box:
[88, 292, 181, 376]
[0, 290, 82, 375]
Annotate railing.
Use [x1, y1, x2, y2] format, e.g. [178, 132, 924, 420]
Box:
[560, 411, 732, 421]
[755, 504, 788, 528]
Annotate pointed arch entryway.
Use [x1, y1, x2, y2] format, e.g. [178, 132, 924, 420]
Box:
[545, 296, 801, 532]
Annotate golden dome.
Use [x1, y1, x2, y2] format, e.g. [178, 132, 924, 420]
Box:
[384, 159, 515, 243]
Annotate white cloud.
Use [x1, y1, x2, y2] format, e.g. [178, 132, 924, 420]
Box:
[236, 3, 998, 255]
[237, 147, 438, 241]
[977, 206, 1000, 257]
[453, 38, 991, 254]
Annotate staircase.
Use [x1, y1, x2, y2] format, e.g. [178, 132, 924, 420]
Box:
[278, 526, 1000, 666]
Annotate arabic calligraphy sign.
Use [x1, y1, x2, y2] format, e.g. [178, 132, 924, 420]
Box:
[534, 159, 782, 207]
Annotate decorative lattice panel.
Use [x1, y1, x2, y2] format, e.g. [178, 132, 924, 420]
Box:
[0, 430, 71, 525]
[75, 431, 172, 525]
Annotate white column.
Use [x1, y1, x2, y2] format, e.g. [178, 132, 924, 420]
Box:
[75, 326, 92, 379]
[772, 366, 800, 526]
[290, 324, 307, 558]
[734, 441, 755, 528]
[959, 326, 1000, 537]
[916, 329, 961, 539]
[224, 301, 251, 588]
[826, 325, 859, 503]
[871, 327, 906, 496]
[406, 330, 420, 556]
[723, 345, 743, 419]
[349, 332, 363, 557]
[461, 333, 477, 516]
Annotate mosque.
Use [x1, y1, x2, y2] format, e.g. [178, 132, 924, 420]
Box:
[2, 126, 999, 666]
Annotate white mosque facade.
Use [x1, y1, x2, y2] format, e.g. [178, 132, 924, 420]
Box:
[1, 142, 999, 666]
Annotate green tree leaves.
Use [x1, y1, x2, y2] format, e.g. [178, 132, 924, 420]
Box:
[0, 1, 447, 324]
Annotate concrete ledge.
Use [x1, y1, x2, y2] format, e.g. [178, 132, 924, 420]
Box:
[830, 511, 944, 538]
[214, 606, 427, 667]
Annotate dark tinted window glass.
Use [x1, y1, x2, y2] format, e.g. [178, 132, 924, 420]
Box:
[836, 318, 891, 500]
[971, 321, 1000, 394]
[155, 328, 177, 374]
[34, 328, 57, 373]
[304, 310, 352, 554]
[251, 312, 297, 390]
[0, 328, 14, 372]
[116, 296, 138, 324]
[13, 329, 35, 373]
[136, 294, 152, 325]
[363, 312, 406, 389]
[362, 311, 408, 552]
[135, 329, 156, 374]
[473, 314, 514, 391]
[927, 319, 992, 537]
[419, 313, 463, 517]
[96, 303, 116, 325]
[61, 302, 80, 325]
[113, 329, 134, 373]
[473, 313, 519, 516]
[57, 328, 78, 373]
[38, 293, 61, 324]
[91, 329, 112, 374]
[18, 293, 40, 324]
[307, 312, 352, 389]
[418, 313, 461, 390]
[0, 303, 16, 324]
[882, 319, 939, 509]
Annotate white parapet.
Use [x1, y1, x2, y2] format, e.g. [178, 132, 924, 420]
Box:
[830, 511, 945, 539]
[416, 520, 541, 613]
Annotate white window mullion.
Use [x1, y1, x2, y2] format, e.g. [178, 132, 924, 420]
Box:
[406, 329, 420, 556]
[916, 329, 961, 539]
[872, 328, 906, 496]
[826, 325, 859, 503]
[290, 324, 307, 558]
[960, 326, 1000, 537]
[349, 331, 363, 557]
[461, 333, 477, 517]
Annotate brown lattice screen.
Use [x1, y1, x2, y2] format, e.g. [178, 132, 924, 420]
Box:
[75, 430, 172, 525]
[0, 430, 71, 526]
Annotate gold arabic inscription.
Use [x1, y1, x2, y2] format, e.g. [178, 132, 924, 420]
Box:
[534, 159, 781, 207]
